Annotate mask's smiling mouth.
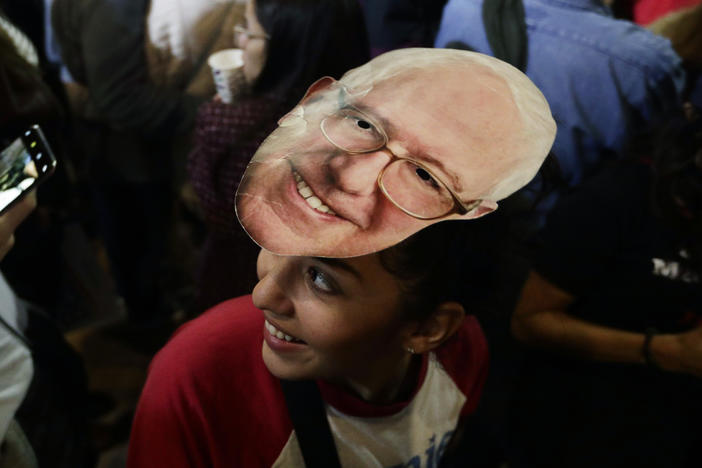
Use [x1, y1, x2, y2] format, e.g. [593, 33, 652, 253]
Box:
[293, 170, 336, 216]
[265, 319, 306, 344]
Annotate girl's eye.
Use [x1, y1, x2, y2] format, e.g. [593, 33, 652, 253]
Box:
[306, 267, 337, 294]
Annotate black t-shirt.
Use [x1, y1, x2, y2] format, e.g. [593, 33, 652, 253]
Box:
[533, 162, 702, 334]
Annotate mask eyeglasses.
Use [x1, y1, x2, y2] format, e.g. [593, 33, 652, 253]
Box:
[234, 24, 270, 42]
[319, 91, 481, 220]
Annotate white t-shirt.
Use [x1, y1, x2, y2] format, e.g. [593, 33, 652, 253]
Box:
[0, 272, 33, 442]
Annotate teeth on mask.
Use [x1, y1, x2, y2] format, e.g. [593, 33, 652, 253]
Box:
[306, 196, 322, 209]
[293, 171, 337, 216]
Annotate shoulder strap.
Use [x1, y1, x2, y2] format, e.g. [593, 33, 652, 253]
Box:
[0, 311, 31, 350]
[279, 379, 341, 468]
[482, 0, 529, 72]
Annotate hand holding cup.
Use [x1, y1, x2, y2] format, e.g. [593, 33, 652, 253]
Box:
[208, 49, 245, 104]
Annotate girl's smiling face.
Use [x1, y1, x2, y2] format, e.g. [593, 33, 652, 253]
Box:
[253, 249, 417, 391]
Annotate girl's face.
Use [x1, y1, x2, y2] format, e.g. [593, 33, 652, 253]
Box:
[239, 0, 268, 84]
[253, 249, 416, 386]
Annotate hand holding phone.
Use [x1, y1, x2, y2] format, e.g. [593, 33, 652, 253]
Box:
[0, 125, 56, 217]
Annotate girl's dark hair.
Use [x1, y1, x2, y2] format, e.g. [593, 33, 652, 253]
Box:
[378, 219, 508, 321]
[650, 106, 702, 270]
[253, 0, 370, 100]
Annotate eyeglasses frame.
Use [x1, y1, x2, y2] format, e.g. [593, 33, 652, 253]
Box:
[233, 24, 270, 41]
[318, 98, 481, 220]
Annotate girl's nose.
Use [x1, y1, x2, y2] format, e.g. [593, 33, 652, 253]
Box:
[252, 251, 294, 317]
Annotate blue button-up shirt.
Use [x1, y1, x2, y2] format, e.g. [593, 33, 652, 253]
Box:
[435, 0, 685, 189]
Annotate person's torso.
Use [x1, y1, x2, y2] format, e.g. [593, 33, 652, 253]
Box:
[434, 0, 685, 188]
[140, 295, 487, 467]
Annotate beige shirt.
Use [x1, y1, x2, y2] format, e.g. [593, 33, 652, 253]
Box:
[0, 273, 32, 443]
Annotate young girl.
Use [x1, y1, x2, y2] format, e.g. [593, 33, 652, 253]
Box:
[127, 220, 489, 467]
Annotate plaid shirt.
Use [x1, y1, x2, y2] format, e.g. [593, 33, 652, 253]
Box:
[187, 94, 293, 308]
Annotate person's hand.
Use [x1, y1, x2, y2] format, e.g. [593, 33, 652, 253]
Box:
[213, 68, 247, 104]
[673, 325, 702, 377]
[652, 325, 702, 378]
[0, 191, 36, 260]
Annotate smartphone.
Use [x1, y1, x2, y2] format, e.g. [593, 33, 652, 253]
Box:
[0, 125, 57, 216]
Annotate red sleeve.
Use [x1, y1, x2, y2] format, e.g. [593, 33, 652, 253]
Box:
[633, 0, 702, 25]
[127, 296, 294, 468]
[127, 351, 213, 468]
[435, 315, 489, 417]
[127, 313, 226, 468]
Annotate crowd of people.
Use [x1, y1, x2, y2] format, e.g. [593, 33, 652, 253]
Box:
[1, 0, 701, 467]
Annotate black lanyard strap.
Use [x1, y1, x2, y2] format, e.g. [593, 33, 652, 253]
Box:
[279, 379, 342, 468]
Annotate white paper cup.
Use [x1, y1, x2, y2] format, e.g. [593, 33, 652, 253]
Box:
[208, 49, 244, 104]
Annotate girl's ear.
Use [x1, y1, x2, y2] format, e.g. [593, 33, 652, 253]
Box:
[405, 302, 465, 354]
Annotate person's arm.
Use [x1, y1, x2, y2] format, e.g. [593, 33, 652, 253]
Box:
[127, 385, 201, 468]
[0, 193, 36, 442]
[511, 270, 702, 377]
[127, 350, 208, 468]
[0, 317, 33, 442]
[611, 24, 686, 143]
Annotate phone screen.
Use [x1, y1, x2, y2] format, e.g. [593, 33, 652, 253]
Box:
[0, 136, 42, 213]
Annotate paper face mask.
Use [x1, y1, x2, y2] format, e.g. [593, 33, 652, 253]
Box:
[235, 48, 556, 257]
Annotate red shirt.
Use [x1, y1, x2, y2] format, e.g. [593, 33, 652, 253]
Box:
[128, 295, 488, 467]
[630, 0, 702, 25]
